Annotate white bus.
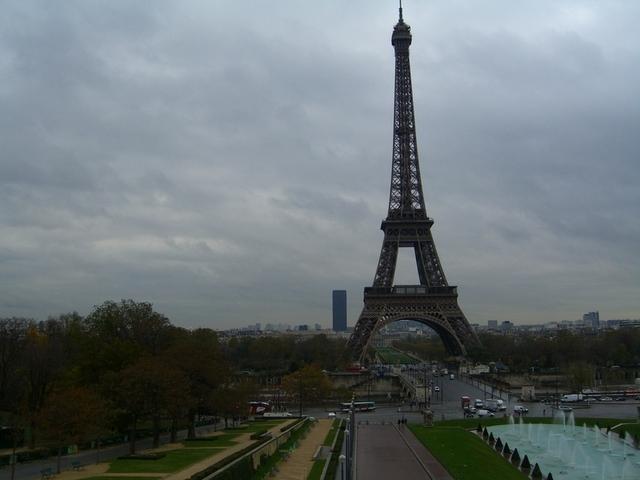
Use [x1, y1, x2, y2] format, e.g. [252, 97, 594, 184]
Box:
[340, 401, 376, 412]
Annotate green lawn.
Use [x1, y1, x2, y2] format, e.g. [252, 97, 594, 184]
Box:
[374, 347, 418, 364]
[307, 419, 339, 480]
[323, 419, 339, 446]
[183, 432, 241, 447]
[107, 448, 222, 473]
[409, 425, 527, 480]
[307, 458, 325, 480]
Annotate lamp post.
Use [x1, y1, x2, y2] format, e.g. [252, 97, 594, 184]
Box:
[339, 454, 346, 480]
[423, 366, 427, 409]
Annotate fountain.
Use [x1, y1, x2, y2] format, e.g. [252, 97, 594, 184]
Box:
[567, 411, 575, 434]
[488, 420, 640, 480]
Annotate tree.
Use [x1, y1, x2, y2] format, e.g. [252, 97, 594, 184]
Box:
[168, 328, 229, 439]
[37, 387, 106, 473]
[23, 324, 65, 448]
[282, 364, 332, 416]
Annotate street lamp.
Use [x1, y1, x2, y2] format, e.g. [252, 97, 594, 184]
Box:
[339, 454, 346, 480]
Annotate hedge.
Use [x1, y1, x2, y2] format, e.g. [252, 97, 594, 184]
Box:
[249, 430, 268, 440]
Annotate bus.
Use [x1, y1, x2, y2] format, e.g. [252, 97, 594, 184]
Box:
[248, 401, 271, 415]
[340, 401, 376, 413]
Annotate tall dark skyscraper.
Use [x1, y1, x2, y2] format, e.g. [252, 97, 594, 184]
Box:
[332, 290, 347, 331]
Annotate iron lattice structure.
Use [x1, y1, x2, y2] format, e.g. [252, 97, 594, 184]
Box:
[348, 7, 479, 361]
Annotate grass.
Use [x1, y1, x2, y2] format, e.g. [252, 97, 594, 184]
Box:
[323, 426, 345, 480]
[409, 425, 527, 480]
[323, 419, 339, 446]
[374, 347, 418, 364]
[183, 432, 241, 447]
[307, 458, 325, 480]
[306, 419, 339, 480]
[107, 448, 222, 473]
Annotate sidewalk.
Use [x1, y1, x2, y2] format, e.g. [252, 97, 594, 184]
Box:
[276, 419, 332, 480]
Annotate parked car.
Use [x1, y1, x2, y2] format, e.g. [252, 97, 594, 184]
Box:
[477, 409, 494, 418]
[434, 386, 440, 392]
[328, 412, 336, 418]
[513, 405, 528, 414]
[559, 406, 573, 412]
[599, 396, 613, 401]
[474, 399, 484, 408]
[615, 397, 627, 401]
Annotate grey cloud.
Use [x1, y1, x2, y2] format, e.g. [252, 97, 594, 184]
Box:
[0, 0, 638, 328]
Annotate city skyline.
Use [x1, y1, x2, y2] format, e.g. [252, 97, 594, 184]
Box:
[1, 1, 639, 328]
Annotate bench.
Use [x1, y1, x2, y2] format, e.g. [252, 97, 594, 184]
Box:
[71, 461, 84, 471]
[40, 468, 54, 479]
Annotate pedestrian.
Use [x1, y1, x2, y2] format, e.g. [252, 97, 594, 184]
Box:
[543, 408, 546, 416]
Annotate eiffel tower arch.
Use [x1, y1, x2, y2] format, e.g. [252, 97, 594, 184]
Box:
[348, 5, 480, 362]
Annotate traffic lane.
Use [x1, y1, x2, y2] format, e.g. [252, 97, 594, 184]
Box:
[356, 423, 430, 480]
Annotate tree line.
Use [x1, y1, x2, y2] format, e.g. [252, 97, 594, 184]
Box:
[394, 329, 640, 374]
[0, 299, 344, 471]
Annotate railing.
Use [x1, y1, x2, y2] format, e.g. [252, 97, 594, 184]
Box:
[197, 418, 309, 480]
[365, 285, 457, 296]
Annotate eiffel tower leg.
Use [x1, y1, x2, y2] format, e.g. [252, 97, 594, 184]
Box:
[347, 304, 384, 364]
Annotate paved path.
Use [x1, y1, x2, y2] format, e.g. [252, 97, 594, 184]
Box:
[355, 423, 452, 480]
[276, 419, 332, 480]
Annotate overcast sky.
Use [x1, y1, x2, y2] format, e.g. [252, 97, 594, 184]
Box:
[1, 1, 638, 329]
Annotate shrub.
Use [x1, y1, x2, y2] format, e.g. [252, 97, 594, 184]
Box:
[280, 418, 305, 432]
[211, 456, 253, 480]
[502, 442, 511, 456]
[117, 453, 166, 460]
[250, 430, 268, 440]
[531, 463, 543, 479]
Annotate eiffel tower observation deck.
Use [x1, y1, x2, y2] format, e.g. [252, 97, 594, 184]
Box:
[348, 4, 480, 361]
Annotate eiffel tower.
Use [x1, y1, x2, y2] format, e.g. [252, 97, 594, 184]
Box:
[348, 4, 479, 362]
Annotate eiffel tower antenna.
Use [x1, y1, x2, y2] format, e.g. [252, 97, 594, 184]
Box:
[347, 7, 480, 362]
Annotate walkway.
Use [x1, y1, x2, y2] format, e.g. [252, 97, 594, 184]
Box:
[276, 419, 332, 480]
[355, 423, 452, 480]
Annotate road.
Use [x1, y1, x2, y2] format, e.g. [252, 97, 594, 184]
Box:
[311, 377, 640, 423]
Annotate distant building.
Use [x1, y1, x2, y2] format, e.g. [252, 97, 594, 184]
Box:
[488, 320, 498, 330]
[332, 290, 347, 331]
[501, 321, 513, 332]
[583, 311, 600, 329]
[298, 324, 309, 331]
